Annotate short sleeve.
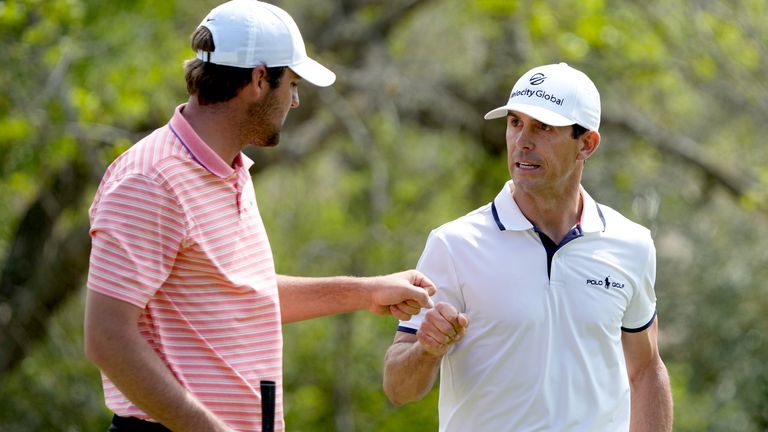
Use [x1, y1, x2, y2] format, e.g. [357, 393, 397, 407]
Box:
[87, 174, 186, 308]
[621, 236, 657, 332]
[398, 230, 464, 333]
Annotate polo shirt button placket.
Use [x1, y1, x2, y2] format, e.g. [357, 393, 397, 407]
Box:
[229, 173, 243, 216]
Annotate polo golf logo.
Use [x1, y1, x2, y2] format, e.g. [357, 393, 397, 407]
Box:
[586, 276, 625, 290]
[529, 73, 546, 85]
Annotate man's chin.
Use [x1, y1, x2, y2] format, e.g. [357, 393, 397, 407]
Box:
[251, 133, 281, 148]
[265, 133, 280, 147]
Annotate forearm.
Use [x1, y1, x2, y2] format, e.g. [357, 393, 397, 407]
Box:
[277, 274, 369, 323]
[84, 292, 232, 432]
[90, 335, 230, 431]
[630, 360, 673, 432]
[383, 341, 441, 405]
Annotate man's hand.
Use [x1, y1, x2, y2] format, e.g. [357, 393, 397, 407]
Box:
[366, 270, 436, 320]
[382, 301, 469, 405]
[416, 301, 469, 357]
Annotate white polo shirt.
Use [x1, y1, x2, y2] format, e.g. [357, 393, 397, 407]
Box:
[398, 181, 657, 432]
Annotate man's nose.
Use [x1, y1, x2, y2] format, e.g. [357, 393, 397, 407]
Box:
[510, 127, 534, 150]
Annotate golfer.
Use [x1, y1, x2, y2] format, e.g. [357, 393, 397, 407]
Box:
[383, 63, 673, 431]
[84, 1, 435, 431]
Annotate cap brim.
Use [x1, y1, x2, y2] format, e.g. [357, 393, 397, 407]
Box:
[290, 58, 336, 87]
[483, 106, 508, 120]
[484, 103, 575, 127]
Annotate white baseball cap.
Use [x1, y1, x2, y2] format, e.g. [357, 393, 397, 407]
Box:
[484, 63, 600, 131]
[195, 0, 336, 87]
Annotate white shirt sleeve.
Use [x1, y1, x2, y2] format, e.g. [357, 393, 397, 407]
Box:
[398, 229, 464, 333]
[621, 235, 658, 331]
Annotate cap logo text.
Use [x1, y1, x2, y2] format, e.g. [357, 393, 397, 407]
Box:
[509, 88, 564, 106]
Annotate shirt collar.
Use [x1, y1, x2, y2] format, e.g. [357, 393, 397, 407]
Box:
[168, 104, 254, 177]
[492, 180, 606, 233]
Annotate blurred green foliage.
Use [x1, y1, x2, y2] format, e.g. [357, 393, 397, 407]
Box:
[1, 0, 768, 431]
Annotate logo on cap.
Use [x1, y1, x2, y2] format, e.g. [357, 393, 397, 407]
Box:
[529, 73, 546, 85]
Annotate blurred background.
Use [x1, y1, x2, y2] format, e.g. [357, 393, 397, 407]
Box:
[1, 0, 767, 430]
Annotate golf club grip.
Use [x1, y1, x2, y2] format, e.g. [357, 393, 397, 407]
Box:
[260, 380, 276, 432]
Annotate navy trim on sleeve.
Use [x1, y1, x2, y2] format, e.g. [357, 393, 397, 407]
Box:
[621, 311, 657, 333]
[397, 325, 417, 334]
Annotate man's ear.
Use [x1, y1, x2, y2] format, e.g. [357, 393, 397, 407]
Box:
[577, 130, 600, 161]
[247, 65, 269, 97]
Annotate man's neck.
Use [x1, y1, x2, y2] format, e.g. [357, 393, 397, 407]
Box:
[181, 97, 244, 166]
[512, 183, 583, 245]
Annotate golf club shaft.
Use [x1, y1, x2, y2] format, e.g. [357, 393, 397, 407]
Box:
[260, 380, 276, 432]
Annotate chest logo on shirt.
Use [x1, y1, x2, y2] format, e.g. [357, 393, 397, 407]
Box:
[586, 275, 625, 290]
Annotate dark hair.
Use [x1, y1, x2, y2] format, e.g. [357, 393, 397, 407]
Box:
[571, 123, 589, 139]
[184, 26, 287, 105]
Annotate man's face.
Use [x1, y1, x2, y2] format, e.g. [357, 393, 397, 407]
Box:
[247, 68, 301, 148]
[505, 110, 588, 198]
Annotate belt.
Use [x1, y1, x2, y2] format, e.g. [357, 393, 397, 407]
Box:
[111, 414, 172, 432]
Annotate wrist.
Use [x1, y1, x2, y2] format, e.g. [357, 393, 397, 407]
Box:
[357, 275, 378, 311]
[415, 339, 446, 361]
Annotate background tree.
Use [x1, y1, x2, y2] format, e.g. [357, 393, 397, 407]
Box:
[1, 0, 766, 430]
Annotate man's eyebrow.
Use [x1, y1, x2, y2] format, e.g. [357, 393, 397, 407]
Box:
[507, 114, 554, 128]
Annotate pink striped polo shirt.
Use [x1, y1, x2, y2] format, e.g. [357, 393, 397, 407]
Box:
[87, 104, 284, 431]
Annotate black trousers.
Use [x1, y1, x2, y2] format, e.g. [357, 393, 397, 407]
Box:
[108, 415, 172, 432]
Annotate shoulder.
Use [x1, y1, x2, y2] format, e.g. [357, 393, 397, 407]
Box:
[92, 126, 193, 214]
[429, 202, 496, 243]
[102, 125, 191, 188]
[596, 202, 653, 245]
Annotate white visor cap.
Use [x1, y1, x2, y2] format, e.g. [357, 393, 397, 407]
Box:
[484, 63, 600, 131]
[195, 0, 336, 87]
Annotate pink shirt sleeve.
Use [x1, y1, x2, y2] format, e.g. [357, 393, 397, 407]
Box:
[87, 174, 187, 308]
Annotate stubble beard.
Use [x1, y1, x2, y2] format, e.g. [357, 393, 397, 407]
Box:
[245, 93, 282, 148]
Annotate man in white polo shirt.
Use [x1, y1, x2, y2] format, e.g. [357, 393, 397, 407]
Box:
[84, 1, 435, 431]
[383, 63, 673, 431]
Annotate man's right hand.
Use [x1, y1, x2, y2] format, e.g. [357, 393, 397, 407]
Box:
[416, 301, 470, 357]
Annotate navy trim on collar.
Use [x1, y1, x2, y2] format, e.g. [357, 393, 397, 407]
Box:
[491, 200, 506, 231]
[169, 123, 205, 168]
[596, 203, 606, 231]
[534, 224, 584, 278]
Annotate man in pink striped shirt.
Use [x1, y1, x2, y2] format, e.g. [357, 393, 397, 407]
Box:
[83, 1, 435, 431]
